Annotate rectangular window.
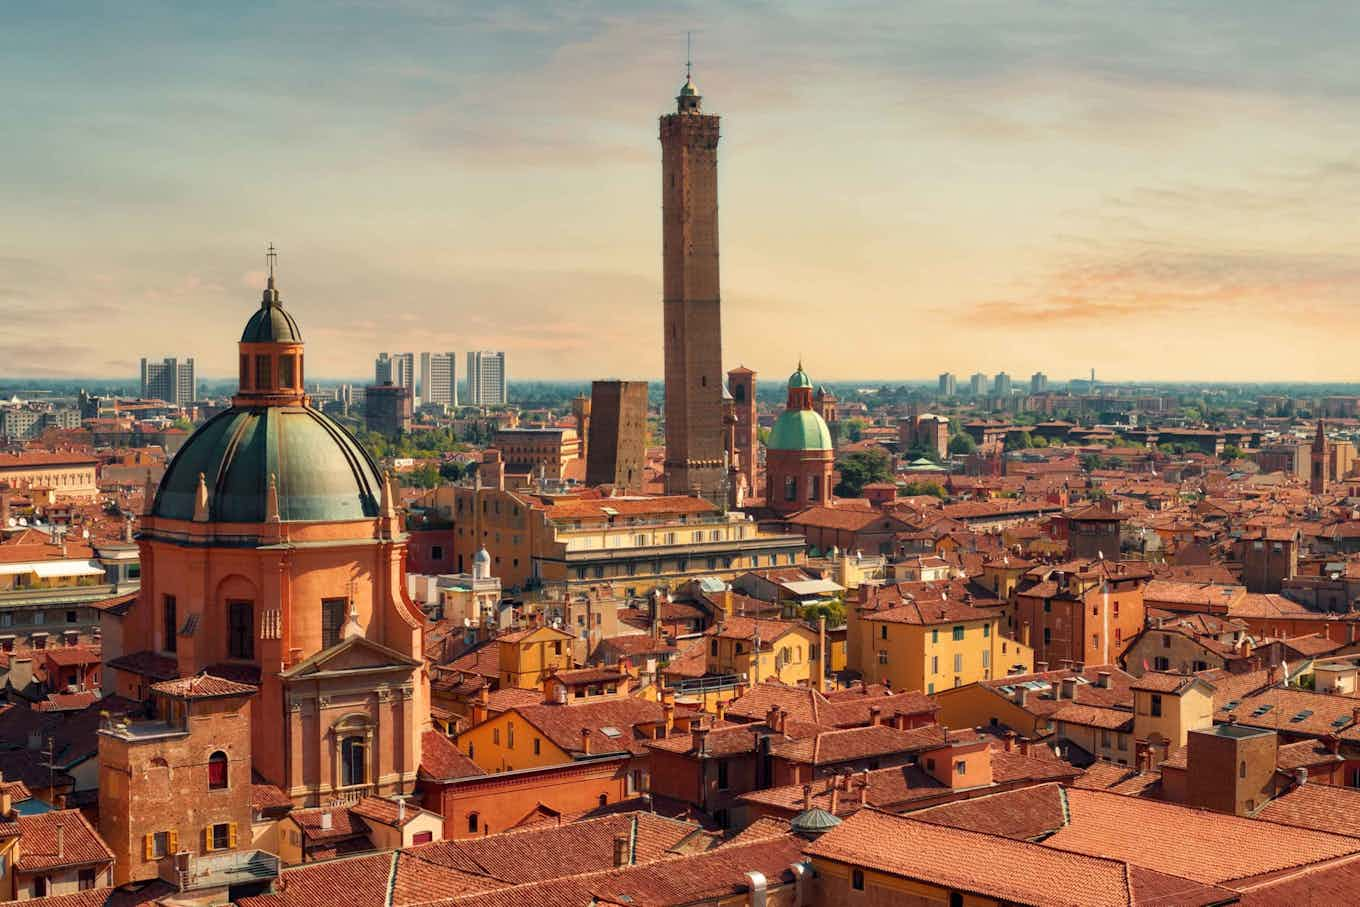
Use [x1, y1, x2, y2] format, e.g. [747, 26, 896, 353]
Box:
[983, 624, 990, 638]
[163, 595, 177, 653]
[952, 626, 964, 641]
[931, 628, 939, 644]
[211, 823, 231, 851]
[278, 353, 296, 388]
[239, 354, 250, 389]
[255, 354, 271, 389]
[153, 831, 170, 858]
[1043, 628, 1051, 645]
[227, 601, 254, 659]
[717, 760, 729, 790]
[877, 650, 888, 665]
[953, 653, 963, 673]
[880, 626, 888, 640]
[65, 610, 77, 623]
[321, 598, 347, 650]
[1150, 694, 1163, 717]
[852, 869, 865, 891]
[931, 655, 938, 674]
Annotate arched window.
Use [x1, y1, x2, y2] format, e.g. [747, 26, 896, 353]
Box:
[784, 476, 797, 502]
[341, 736, 366, 787]
[467, 812, 479, 834]
[207, 751, 228, 790]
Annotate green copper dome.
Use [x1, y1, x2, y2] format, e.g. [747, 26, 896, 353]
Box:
[788, 367, 812, 389]
[768, 409, 833, 451]
[241, 281, 303, 343]
[153, 406, 381, 523]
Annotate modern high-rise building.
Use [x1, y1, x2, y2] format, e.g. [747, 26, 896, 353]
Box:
[993, 372, 1012, 397]
[374, 352, 415, 392]
[586, 380, 649, 492]
[419, 352, 457, 407]
[938, 372, 957, 397]
[969, 372, 987, 396]
[139, 357, 196, 405]
[661, 71, 725, 501]
[1030, 372, 1049, 394]
[466, 351, 507, 406]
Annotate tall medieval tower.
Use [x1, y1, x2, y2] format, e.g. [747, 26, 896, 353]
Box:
[661, 71, 725, 501]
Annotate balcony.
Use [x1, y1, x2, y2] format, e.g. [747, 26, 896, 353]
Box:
[160, 850, 280, 893]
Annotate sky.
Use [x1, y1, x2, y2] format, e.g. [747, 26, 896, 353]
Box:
[4, 1, 1360, 383]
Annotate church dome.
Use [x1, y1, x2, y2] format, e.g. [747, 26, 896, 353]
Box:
[787, 367, 812, 390]
[152, 406, 382, 523]
[768, 409, 833, 451]
[241, 280, 303, 343]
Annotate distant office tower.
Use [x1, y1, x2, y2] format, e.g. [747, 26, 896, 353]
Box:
[993, 372, 1012, 397]
[1031, 372, 1048, 394]
[364, 383, 412, 437]
[587, 380, 649, 492]
[466, 351, 508, 406]
[938, 372, 957, 397]
[140, 357, 196, 405]
[374, 352, 415, 392]
[419, 352, 457, 407]
[969, 373, 987, 396]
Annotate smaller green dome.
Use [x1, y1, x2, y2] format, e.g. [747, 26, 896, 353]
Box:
[768, 409, 833, 451]
[788, 367, 812, 389]
[790, 807, 842, 839]
[241, 282, 302, 343]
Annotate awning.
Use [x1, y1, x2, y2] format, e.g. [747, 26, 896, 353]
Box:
[31, 561, 105, 579]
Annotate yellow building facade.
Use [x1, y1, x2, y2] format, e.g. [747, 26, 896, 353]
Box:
[497, 626, 574, 689]
[857, 612, 1033, 696]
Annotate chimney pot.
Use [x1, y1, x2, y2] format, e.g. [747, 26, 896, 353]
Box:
[869, 705, 882, 727]
[1295, 767, 1309, 788]
[580, 728, 592, 755]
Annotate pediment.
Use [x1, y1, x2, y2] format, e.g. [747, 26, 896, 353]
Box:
[281, 634, 421, 680]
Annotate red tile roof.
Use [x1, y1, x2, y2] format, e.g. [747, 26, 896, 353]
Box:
[149, 673, 258, 699]
[15, 810, 114, 872]
[804, 808, 1233, 907]
[421, 730, 484, 781]
[911, 781, 1068, 840]
[1255, 782, 1360, 838]
[1044, 788, 1360, 885]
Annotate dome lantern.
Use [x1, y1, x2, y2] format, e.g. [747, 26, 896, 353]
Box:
[235, 244, 306, 407]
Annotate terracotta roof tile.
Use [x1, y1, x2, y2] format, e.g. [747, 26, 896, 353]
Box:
[16, 810, 114, 872]
[1255, 783, 1360, 838]
[421, 730, 484, 781]
[911, 781, 1068, 840]
[1045, 788, 1360, 885]
[149, 673, 258, 699]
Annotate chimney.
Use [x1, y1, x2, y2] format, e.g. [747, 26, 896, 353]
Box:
[56, 821, 64, 859]
[859, 768, 870, 806]
[745, 870, 768, 907]
[776, 708, 787, 735]
[693, 724, 709, 755]
[1096, 670, 1112, 689]
[1295, 767, 1308, 788]
[1019, 738, 1031, 756]
[1036, 661, 1048, 673]
[828, 783, 840, 816]
[472, 685, 489, 724]
[715, 699, 727, 721]
[613, 835, 630, 868]
[1021, 621, 1031, 647]
[869, 705, 882, 727]
[580, 728, 592, 755]
[1002, 731, 1016, 753]
[1328, 734, 1342, 755]
[397, 798, 406, 824]
[766, 705, 781, 729]
[0, 780, 9, 820]
[801, 784, 812, 812]
[320, 812, 333, 830]
[661, 702, 675, 738]
[1014, 687, 1029, 708]
[1351, 707, 1360, 728]
[1060, 677, 1078, 700]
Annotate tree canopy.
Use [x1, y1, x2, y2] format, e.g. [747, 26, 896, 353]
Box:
[835, 448, 893, 497]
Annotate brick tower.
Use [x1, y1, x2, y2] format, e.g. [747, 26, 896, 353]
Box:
[661, 70, 725, 501]
[1311, 417, 1329, 495]
[727, 367, 757, 501]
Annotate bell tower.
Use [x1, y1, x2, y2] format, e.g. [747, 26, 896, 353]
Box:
[661, 63, 725, 501]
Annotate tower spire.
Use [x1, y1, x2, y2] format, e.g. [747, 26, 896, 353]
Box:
[266, 242, 278, 284]
[686, 31, 692, 82]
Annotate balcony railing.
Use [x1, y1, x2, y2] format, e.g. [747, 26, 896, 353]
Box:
[160, 850, 280, 892]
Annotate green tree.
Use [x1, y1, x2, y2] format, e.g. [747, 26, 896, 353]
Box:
[948, 433, 977, 455]
[901, 480, 946, 499]
[834, 448, 893, 497]
[844, 418, 869, 443]
[801, 599, 847, 628]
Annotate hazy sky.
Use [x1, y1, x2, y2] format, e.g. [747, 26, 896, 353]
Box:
[5, 1, 1360, 383]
